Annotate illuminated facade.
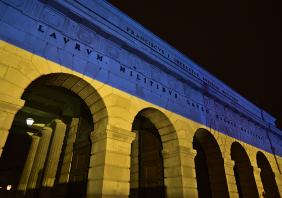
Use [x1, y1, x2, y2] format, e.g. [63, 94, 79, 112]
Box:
[0, 0, 281, 197]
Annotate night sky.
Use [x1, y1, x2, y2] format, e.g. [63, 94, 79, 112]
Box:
[107, 0, 282, 127]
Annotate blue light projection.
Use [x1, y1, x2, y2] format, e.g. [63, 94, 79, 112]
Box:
[0, 0, 281, 156]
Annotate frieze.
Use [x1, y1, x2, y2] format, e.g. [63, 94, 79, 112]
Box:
[77, 26, 95, 44]
[21, 0, 271, 125]
[118, 64, 270, 144]
[125, 26, 238, 103]
[36, 0, 269, 125]
[36, 23, 106, 64]
[33, 6, 280, 150]
[6, 0, 23, 7]
[41, 7, 64, 28]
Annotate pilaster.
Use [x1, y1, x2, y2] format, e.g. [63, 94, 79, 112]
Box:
[273, 170, 282, 197]
[253, 166, 264, 197]
[87, 127, 135, 198]
[163, 146, 198, 198]
[201, 153, 236, 198]
[234, 163, 259, 197]
[0, 95, 24, 158]
[223, 158, 239, 198]
[130, 130, 139, 192]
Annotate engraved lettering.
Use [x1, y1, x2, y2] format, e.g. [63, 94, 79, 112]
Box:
[86, 49, 93, 55]
[63, 37, 70, 44]
[38, 24, 45, 33]
[75, 43, 81, 51]
[120, 66, 126, 73]
[96, 54, 103, 61]
[49, 32, 56, 39]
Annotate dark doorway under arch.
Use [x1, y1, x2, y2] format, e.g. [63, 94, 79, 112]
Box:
[257, 151, 280, 198]
[193, 129, 229, 198]
[231, 142, 259, 198]
[130, 114, 165, 198]
[0, 76, 94, 197]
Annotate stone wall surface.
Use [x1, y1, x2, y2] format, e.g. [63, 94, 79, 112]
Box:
[0, 0, 281, 197]
[0, 0, 281, 156]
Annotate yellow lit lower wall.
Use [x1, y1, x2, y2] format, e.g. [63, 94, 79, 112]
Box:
[0, 40, 281, 197]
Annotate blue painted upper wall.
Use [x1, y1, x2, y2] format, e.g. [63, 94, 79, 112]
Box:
[53, 0, 276, 124]
[0, 0, 281, 156]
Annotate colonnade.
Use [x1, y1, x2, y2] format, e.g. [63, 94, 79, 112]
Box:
[16, 120, 67, 197]
[0, 44, 281, 197]
[11, 118, 281, 198]
[0, 86, 281, 198]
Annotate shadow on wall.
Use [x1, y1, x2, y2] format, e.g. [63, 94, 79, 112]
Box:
[193, 128, 230, 198]
[0, 73, 97, 198]
[257, 151, 281, 198]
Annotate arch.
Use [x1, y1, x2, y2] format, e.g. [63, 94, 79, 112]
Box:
[129, 107, 179, 198]
[23, 73, 108, 132]
[134, 108, 178, 140]
[193, 128, 229, 198]
[257, 151, 280, 198]
[0, 72, 108, 197]
[231, 142, 259, 197]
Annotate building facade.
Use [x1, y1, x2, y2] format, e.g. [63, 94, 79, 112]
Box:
[0, 0, 281, 197]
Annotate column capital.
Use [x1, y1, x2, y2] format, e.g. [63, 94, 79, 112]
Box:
[0, 94, 25, 113]
[224, 158, 236, 167]
[50, 119, 65, 124]
[162, 145, 196, 158]
[253, 166, 262, 173]
[91, 126, 136, 143]
[30, 123, 46, 131]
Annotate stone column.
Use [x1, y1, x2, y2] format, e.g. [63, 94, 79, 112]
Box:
[26, 126, 52, 192]
[163, 145, 198, 198]
[17, 133, 40, 194]
[0, 96, 24, 158]
[87, 127, 135, 198]
[57, 118, 79, 185]
[53, 118, 80, 197]
[223, 158, 239, 198]
[40, 119, 67, 197]
[130, 130, 139, 193]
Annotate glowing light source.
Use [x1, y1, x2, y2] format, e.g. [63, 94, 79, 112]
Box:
[6, 185, 12, 191]
[26, 118, 34, 126]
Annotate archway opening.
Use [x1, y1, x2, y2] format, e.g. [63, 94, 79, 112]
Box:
[193, 129, 229, 198]
[0, 73, 101, 198]
[231, 142, 258, 197]
[130, 109, 167, 198]
[257, 151, 280, 198]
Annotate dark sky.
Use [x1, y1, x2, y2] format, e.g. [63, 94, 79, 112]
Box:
[107, 0, 282, 126]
